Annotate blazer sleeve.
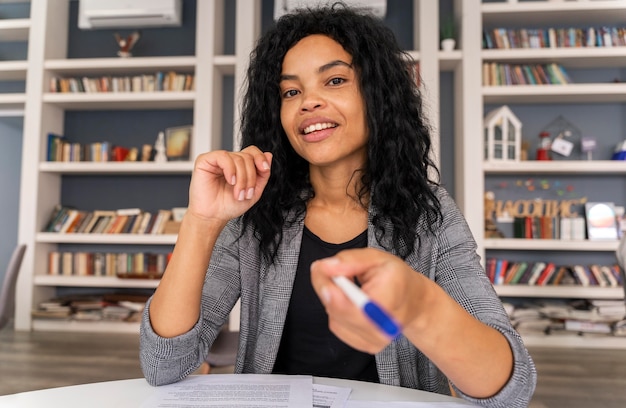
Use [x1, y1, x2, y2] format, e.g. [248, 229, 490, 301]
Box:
[431, 189, 537, 407]
[139, 219, 243, 386]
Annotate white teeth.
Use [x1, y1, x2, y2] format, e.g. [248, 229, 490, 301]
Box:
[303, 122, 336, 135]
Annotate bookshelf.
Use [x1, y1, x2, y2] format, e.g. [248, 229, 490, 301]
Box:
[14, 0, 240, 333]
[462, 0, 626, 348]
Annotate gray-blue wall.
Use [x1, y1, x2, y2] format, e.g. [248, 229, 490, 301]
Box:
[0, 2, 28, 288]
[0, 117, 23, 281]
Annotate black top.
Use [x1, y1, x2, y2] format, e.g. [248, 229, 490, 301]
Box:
[272, 226, 379, 383]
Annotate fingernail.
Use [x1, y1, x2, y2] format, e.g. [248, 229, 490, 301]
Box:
[238, 190, 245, 201]
[231, 176, 237, 185]
[246, 188, 254, 199]
[320, 286, 331, 305]
[319, 257, 340, 265]
[262, 161, 270, 170]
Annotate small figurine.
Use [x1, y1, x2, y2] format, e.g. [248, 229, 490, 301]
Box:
[484, 191, 505, 239]
[154, 132, 167, 163]
[114, 31, 141, 58]
[581, 137, 597, 161]
[141, 144, 153, 162]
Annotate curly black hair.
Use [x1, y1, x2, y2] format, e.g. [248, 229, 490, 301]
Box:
[240, 3, 442, 264]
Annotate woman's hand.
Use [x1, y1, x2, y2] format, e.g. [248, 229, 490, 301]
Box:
[187, 146, 272, 223]
[310, 248, 424, 354]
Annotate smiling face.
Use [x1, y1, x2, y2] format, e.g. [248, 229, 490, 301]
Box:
[279, 34, 368, 169]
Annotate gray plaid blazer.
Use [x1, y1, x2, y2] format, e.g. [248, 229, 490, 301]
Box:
[140, 187, 536, 407]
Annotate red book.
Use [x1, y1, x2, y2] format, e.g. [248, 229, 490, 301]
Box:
[536, 262, 556, 285]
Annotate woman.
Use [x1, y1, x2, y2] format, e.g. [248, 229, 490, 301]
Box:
[140, 5, 536, 407]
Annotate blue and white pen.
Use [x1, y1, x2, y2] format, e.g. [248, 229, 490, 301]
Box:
[332, 275, 401, 338]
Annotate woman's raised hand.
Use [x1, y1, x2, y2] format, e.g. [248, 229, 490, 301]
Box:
[187, 146, 272, 223]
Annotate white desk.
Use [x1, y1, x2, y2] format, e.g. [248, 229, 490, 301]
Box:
[0, 375, 473, 407]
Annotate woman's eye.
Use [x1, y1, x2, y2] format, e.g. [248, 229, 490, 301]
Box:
[283, 89, 299, 98]
[329, 77, 345, 86]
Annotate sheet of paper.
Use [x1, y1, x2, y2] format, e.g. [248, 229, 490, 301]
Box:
[312, 383, 351, 408]
[345, 402, 475, 408]
[140, 374, 312, 408]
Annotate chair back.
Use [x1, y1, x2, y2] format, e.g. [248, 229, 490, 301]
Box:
[0, 244, 27, 330]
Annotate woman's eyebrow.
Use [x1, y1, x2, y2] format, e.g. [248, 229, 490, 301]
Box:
[280, 59, 353, 82]
[318, 59, 353, 73]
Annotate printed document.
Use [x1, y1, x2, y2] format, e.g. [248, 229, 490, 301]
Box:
[141, 374, 312, 407]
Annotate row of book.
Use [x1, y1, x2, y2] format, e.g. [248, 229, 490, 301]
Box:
[482, 62, 572, 86]
[44, 206, 185, 235]
[487, 258, 624, 287]
[46, 133, 157, 163]
[512, 216, 586, 240]
[49, 71, 194, 93]
[32, 293, 148, 321]
[48, 251, 171, 277]
[483, 26, 626, 50]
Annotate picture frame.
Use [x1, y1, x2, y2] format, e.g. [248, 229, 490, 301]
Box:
[164, 125, 192, 161]
[584, 202, 619, 241]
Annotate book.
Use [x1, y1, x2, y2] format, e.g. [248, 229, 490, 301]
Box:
[509, 262, 529, 285]
[486, 258, 497, 283]
[45, 206, 74, 232]
[589, 264, 608, 287]
[599, 265, 619, 287]
[504, 262, 520, 284]
[494, 259, 509, 285]
[564, 319, 612, 334]
[549, 266, 569, 285]
[517, 262, 537, 284]
[536, 262, 557, 286]
[82, 210, 115, 234]
[527, 262, 547, 285]
[58, 210, 81, 233]
[585, 202, 619, 241]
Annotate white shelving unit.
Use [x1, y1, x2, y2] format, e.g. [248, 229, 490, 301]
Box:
[0, 13, 29, 113]
[14, 0, 259, 333]
[468, 0, 626, 348]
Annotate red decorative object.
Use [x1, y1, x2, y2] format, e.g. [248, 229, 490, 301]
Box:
[536, 131, 552, 161]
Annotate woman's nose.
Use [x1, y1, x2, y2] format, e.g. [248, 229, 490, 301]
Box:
[300, 91, 324, 112]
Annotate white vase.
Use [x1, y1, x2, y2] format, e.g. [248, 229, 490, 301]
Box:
[441, 38, 456, 52]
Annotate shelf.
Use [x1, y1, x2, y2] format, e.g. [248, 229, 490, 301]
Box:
[44, 56, 196, 76]
[482, 47, 626, 69]
[0, 93, 26, 109]
[0, 60, 28, 80]
[42, 91, 195, 110]
[39, 161, 194, 174]
[483, 83, 626, 104]
[440, 50, 462, 71]
[483, 160, 626, 175]
[482, 1, 626, 26]
[0, 109, 23, 117]
[34, 275, 160, 289]
[0, 18, 30, 42]
[485, 239, 619, 252]
[214, 55, 236, 75]
[32, 319, 141, 334]
[495, 285, 624, 300]
[521, 333, 626, 349]
[36, 232, 177, 245]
